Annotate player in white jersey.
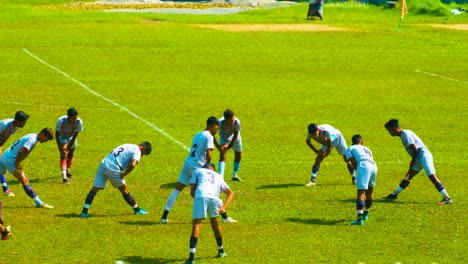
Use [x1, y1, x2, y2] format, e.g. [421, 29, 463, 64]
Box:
[55, 108, 83, 184]
[305, 123, 355, 186]
[185, 163, 234, 264]
[0, 111, 29, 197]
[383, 119, 452, 204]
[161, 117, 236, 224]
[345, 135, 377, 226]
[79, 142, 152, 218]
[214, 109, 243, 181]
[0, 128, 54, 209]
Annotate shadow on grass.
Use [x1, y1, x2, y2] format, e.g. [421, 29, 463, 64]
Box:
[55, 213, 127, 218]
[119, 221, 159, 226]
[286, 217, 346, 225]
[160, 182, 177, 189]
[256, 183, 304, 189]
[122, 255, 182, 264]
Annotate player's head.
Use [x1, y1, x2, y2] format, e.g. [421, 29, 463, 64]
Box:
[351, 134, 363, 145]
[38, 127, 54, 143]
[223, 109, 235, 125]
[14, 111, 29, 128]
[203, 163, 216, 171]
[206, 116, 220, 135]
[384, 119, 400, 137]
[308, 123, 319, 135]
[139, 141, 152, 155]
[67, 108, 79, 122]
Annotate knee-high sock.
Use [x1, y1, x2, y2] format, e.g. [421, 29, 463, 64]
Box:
[82, 189, 97, 214]
[164, 189, 180, 211]
[0, 174, 8, 192]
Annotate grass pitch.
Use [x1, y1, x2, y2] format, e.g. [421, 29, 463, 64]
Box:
[0, 1, 467, 263]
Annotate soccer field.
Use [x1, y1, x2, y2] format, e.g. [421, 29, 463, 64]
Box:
[0, 1, 467, 263]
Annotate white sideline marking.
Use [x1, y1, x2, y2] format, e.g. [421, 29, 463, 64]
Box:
[4, 101, 113, 111]
[416, 69, 468, 84]
[23, 48, 190, 151]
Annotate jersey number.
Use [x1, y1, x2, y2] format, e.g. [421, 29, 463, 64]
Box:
[190, 144, 198, 157]
[9, 140, 20, 151]
[113, 147, 125, 157]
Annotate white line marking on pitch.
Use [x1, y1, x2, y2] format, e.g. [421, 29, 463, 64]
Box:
[23, 48, 190, 151]
[416, 69, 468, 84]
[4, 101, 114, 111]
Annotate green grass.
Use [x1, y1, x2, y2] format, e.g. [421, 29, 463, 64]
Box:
[0, 1, 467, 263]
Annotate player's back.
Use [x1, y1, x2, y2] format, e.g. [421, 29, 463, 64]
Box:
[2, 133, 37, 160]
[348, 145, 375, 164]
[102, 144, 140, 172]
[186, 131, 213, 167]
[192, 168, 228, 199]
[401, 130, 428, 156]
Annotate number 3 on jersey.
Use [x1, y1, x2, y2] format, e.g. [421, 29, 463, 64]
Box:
[190, 144, 198, 157]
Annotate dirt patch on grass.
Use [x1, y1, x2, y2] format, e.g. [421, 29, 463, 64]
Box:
[195, 23, 352, 32]
[431, 24, 468, 30]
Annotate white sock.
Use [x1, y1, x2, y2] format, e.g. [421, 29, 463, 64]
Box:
[165, 189, 180, 211]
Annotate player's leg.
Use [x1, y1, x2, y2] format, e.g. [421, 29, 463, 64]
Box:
[217, 198, 237, 223]
[0, 162, 13, 197]
[218, 150, 227, 177]
[210, 217, 226, 257]
[232, 151, 242, 181]
[351, 166, 370, 225]
[0, 207, 11, 241]
[351, 190, 367, 225]
[66, 147, 75, 179]
[59, 140, 69, 183]
[384, 167, 419, 199]
[13, 169, 53, 208]
[305, 147, 326, 186]
[336, 135, 355, 184]
[186, 219, 203, 264]
[80, 165, 106, 217]
[363, 165, 377, 220]
[117, 183, 147, 215]
[420, 151, 452, 204]
[161, 182, 186, 223]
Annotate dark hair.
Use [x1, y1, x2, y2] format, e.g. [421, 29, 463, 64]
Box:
[139, 141, 152, 155]
[203, 163, 216, 170]
[14, 111, 29, 121]
[206, 116, 220, 127]
[308, 123, 318, 134]
[41, 128, 54, 140]
[385, 119, 399, 129]
[67, 108, 78, 116]
[223, 109, 234, 119]
[352, 134, 363, 145]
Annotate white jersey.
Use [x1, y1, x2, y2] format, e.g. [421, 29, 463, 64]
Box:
[2, 133, 38, 162]
[306, 124, 341, 144]
[401, 130, 428, 157]
[185, 131, 214, 168]
[101, 144, 141, 172]
[346, 145, 376, 165]
[55, 115, 83, 138]
[219, 117, 241, 141]
[0, 119, 19, 147]
[190, 168, 229, 199]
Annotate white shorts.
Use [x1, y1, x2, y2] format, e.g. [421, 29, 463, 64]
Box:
[177, 161, 199, 186]
[59, 136, 78, 148]
[412, 150, 436, 176]
[220, 137, 243, 152]
[320, 133, 347, 155]
[192, 197, 220, 219]
[93, 163, 126, 189]
[355, 161, 377, 190]
[0, 157, 15, 175]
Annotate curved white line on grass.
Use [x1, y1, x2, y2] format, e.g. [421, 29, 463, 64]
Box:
[416, 69, 468, 84]
[23, 48, 190, 151]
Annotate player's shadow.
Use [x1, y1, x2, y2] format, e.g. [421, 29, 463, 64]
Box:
[119, 221, 159, 226]
[257, 183, 304, 189]
[160, 182, 177, 189]
[286, 217, 346, 226]
[55, 213, 127, 218]
[122, 256, 182, 263]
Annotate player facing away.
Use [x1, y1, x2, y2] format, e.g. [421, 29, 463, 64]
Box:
[185, 163, 234, 264]
[214, 109, 243, 182]
[0, 111, 29, 197]
[0, 201, 12, 240]
[305, 123, 355, 186]
[55, 108, 83, 184]
[345, 135, 377, 226]
[383, 119, 452, 204]
[161, 117, 237, 224]
[0, 128, 54, 209]
[79, 142, 152, 218]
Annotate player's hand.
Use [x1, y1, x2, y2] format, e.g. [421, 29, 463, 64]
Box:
[221, 144, 229, 151]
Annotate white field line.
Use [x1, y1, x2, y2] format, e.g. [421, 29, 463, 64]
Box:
[415, 69, 468, 84]
[4, 101, 114, 111]
[23, 48, 190, 151]
[243, 160, 405, 164]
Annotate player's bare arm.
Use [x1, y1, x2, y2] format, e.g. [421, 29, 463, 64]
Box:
[14, 147, 29, 171]
[67, 131, 79, 151]
[409, 144, 419, 168]
[323, 137, 332, 156]
[205, 148, 213, 164]
[190, 184, 196, 198]
[306, 139, 319, 154]
[121, 159, 138, 179]
[219, 188, 234, 213]
[348, 156, 357, 170]
[226, 132, 239, 150]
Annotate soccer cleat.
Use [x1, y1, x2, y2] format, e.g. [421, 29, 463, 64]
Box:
[184, 260, 194, 264]
[1, 226, 12, 241]
[160, 218, 169, 224]
[217, 251, 227, 258]
[437, 197, 452, 205]
[350, 219, 364, 226]
[135, 208, 148, 215]
[362, 214, 369, 221]
[66, 172, 73, 179]
[231, 175, 243, 182]
[4, 189, 15, 197]
[383, 193, 398, 199]
[352, 177, 356, 185]
[62, 178, 70, 184]
[305, 181, 316, 187]
[79, 213, 89, 218]
[37, 203, 54, 209]
[222, 217, 237, 223]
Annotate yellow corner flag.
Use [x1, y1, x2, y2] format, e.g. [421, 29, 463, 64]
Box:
[398, 0, 408, 32]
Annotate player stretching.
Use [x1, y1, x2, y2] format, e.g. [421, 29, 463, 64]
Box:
[346, 135, 377, 226]
[383, 119, 452, 204]
[79, 142, 152, 218]
[185, 163, 234, 264]
[0, 111, 29, 197]
[215, 109, 243, 181]
[161, 117, 236, 224]
[0, 128, 54, 209]
[55, 108, 83, 184]
[305, 123, 355, 186]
